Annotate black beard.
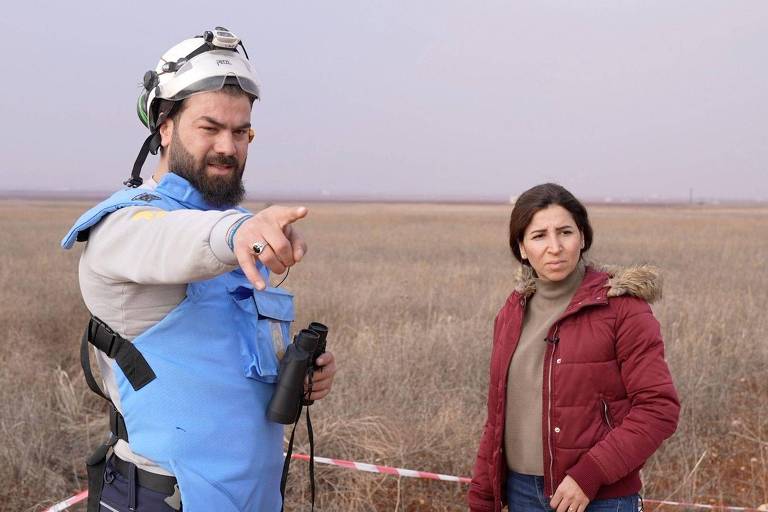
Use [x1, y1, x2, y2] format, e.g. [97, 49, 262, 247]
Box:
[168, 130, 246, 208]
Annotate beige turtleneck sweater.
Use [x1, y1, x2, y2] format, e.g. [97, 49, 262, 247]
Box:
[504, 262, 585, 474]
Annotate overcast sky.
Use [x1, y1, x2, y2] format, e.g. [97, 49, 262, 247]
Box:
[1, 1, 766, 201]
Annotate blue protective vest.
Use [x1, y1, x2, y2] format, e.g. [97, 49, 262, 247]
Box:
[62, 174, 292, 511]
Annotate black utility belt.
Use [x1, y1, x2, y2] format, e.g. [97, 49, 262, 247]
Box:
[110, 454, 178, 496]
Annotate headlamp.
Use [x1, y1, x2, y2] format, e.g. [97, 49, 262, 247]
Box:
[204, 26, 240, 50]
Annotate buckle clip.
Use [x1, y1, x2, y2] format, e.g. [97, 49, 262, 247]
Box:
[89, 317, 120, 358]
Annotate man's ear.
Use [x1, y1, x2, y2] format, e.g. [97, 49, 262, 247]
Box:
[159, 118, 175, 150]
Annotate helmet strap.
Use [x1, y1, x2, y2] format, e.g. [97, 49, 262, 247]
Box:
[128, 98, 176, 187]
[125, 131, 161, 188]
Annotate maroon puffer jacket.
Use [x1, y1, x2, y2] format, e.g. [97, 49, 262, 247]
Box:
[468, 264, 680, 511]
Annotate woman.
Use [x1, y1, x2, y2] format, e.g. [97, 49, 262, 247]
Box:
[468, 183, 679, 512]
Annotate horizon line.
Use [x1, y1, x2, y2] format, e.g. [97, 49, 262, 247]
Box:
[1, 189, 766, 206]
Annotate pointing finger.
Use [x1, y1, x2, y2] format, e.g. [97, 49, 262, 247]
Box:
[276, 206, 308, 229]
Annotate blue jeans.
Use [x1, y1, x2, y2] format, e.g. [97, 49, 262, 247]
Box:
[506, 471, 640, 512]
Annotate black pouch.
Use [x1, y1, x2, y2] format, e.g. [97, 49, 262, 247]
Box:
[86, 442, 113, 512]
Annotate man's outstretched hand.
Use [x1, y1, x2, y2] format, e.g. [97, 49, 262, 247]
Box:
[233, 206, 308, 289]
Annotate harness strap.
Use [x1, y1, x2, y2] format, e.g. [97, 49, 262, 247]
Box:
[110, 404, 129, 442]
[81, 324, 109, 401]
[81, 316, 153, 442]
[80, 316, 175, 508]
[87, 316, 157, 391]
[86, 437, 117, 512]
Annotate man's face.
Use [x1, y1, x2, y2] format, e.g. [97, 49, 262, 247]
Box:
[163, 90, 253, 207]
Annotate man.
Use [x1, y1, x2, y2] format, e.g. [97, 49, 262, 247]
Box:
[61, 27, 337, 511]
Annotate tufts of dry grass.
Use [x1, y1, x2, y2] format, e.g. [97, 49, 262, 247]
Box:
[0, 201, 766, 511]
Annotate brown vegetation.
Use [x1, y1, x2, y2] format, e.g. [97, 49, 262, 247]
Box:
[0, 201, 766, 511]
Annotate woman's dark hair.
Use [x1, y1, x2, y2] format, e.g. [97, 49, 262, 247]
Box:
[509, 183, 593, 265]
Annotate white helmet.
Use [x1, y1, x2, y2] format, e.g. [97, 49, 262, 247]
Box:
[127, 27, 260, 187]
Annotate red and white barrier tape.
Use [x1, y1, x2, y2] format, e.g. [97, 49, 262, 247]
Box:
[644, 500, 762, 512]
[42, 455, 763, 512]
[290, 452, 471, 483]
[43, 490, 88, 512]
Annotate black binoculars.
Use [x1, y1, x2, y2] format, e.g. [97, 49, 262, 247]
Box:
[267, 322, 328, 424]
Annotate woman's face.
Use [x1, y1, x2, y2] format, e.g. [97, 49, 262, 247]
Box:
[519, 204, 584, 283]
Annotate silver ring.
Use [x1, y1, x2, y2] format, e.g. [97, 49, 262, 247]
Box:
[251, 240, 270, 255]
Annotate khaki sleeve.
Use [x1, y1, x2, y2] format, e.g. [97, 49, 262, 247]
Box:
[82, 206, 252, 284]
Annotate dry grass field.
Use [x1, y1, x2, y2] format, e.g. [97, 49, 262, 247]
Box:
[1, 200, 767, 511]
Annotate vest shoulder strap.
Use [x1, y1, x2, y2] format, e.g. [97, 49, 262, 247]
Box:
[61, 188, 179, 249]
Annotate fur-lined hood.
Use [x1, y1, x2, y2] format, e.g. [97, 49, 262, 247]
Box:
[511, 261, 663, 304]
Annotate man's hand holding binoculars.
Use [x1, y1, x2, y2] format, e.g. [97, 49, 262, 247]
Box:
[305, 352, 337, 402]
